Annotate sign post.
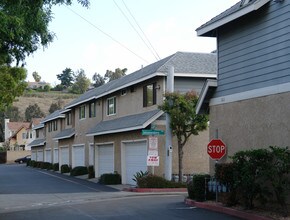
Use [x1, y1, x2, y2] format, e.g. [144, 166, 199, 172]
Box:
[207, 139, 226, 202]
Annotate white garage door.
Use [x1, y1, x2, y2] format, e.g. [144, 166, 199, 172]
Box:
[97, 144, 114, 177]
[54, 149, 59, 164]
[45, 149, 51, 163]
[60, 147, 69, 166]
[124, 141, 147, 185]
[37, 150, 43, 162]
[73, 145, 85, 168]
[31, 151, 37, 161]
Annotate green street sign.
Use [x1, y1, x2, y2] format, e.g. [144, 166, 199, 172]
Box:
[142, 129, 165, 136]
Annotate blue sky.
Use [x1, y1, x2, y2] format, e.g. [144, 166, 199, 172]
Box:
[25, 0, 238, 85]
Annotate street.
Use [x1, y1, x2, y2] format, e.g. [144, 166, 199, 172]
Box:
[0, 164, 242, 220]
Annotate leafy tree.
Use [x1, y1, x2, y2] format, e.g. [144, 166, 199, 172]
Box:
[32, 71, 41, 82]
[0, 0, 90, 110]
[49, 102, 62, 114]
[70, 69, 91, 94]
[92, 73, 105, 88]
[25, 104, 45, 122]
[57, 68, 74, 89]
[159, 91, 208, 182]
[0, 66, 27, 111]
[43, 84, 51, 92]
[105, 68, 127, 82]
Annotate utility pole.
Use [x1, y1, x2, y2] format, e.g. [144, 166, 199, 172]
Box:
[164, 66, 174, 180]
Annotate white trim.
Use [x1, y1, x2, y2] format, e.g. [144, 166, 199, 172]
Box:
[210, 82, 290, 106]
[86, 111, 164, 137]
[42, 115, 65, 123]
[53, 132, 75, 140]
[196, 79, 217, 114]
[173, 73, 216, 78]
[197, 0, 270, 36]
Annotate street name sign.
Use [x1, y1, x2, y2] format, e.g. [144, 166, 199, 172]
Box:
[142, 129, 165, 136]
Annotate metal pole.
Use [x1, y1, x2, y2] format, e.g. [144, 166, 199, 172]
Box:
[164, 66, 174, 180]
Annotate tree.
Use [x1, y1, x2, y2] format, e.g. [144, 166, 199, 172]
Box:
[92, 73, 105, 88]
[105, 68, 127, 82]
[0, 0, 90, 110]
[57, 68, 74, 89]
[32, 71, 41, 82]
[49, 101, 62, 114]
[25, 104, 45, 122]
[159, 91, 208, 182]
[70, 69, 91, 94]
[0, 66, 27, 111]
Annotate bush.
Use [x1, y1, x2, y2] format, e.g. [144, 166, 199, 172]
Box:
[187, 174, 211, 202]
[53, 163, 59, 171]
[61, 164, 71, 173]
[99, 173, 121, 185]
[137, 175, 186, 188]
[70, 166, 88, 176]
[88, 166, 95, 179]
[41, 162, 51, 170]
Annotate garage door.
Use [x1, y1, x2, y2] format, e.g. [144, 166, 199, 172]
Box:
[73, 145, 85, 168]
[31, 151, 37, 161]
[45, 149, 51, 163]
[124, 141, 147, 185]
[54, 149, 59, 164]
[97, 144, 114, 177]
[37, 150, 43, 162]
[60, 147, 69, 166]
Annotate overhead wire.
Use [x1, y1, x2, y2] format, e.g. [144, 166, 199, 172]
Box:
[121, 0, 161, 60]
[113, 0, 159, 61]
[65, 6, 149, 64]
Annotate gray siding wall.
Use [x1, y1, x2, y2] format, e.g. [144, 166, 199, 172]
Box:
[214, 1, 290, 98]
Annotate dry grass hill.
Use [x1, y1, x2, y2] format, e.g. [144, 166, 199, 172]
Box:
[13, 91, 80, 119]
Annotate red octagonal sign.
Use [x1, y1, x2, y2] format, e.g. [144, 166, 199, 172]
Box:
[207, 139, 226, 160]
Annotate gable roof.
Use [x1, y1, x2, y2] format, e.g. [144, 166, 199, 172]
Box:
[7, 122, 30, 132]
[86, 109, 163, 136]
[196, 0, 270, 36]
[41, 109, 65, 123]
[66, 52, 216, 109]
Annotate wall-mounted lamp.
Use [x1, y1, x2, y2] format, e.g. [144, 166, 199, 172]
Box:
[155, 85, 161, 90]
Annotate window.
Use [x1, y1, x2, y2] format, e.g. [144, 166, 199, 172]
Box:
[36, 130, 39, 138]
[143, 83, 156, 107]
[53, 121, 57, 131]
[89, 102, 96, 118]
[22, 133, 26, 139]
[67, 112, 72, 125]
[107, 97, 116, 116]
[79, 105, 86, 119]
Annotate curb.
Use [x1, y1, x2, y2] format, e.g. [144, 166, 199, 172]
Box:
[184, 199, 273, 220]
[124, 188, 187, 193]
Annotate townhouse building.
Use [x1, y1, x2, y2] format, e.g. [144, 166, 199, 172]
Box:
[196, 0, 290, 173]
[31, 51, 217, 184]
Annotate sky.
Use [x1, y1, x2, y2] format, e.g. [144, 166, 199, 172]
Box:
[24, 0, 238, 85]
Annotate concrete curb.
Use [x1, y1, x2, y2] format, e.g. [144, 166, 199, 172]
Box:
[184, 199, 273, 220]
[124, 188, 187, 193]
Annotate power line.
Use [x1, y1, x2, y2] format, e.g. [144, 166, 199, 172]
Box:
[65, 6, 149, 64]
[113, 0, 159, 61]
[121, 0, 161, 60]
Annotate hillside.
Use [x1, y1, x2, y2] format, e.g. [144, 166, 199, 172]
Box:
[13, 91, 80, 120]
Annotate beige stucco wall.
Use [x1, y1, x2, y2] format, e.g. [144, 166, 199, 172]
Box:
[6, 151, 31, 163]
[93, 124, 210, 179]
[209, 91, 290, 174]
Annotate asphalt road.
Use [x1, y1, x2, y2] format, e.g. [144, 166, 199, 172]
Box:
[0, 164, 242, 220]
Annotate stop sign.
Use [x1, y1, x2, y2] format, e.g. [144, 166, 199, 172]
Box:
[207, 139, 226, 160]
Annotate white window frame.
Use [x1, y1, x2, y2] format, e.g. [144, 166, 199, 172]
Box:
[107, 97, 116, 116]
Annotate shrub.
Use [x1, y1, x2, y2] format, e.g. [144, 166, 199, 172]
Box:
[137, 175, 186, 188]
[61, 164, 71, 173]
[132, 170, 149, 183]
[53, 163, 59, 171]
[99, 173, 121, 185]
[70, 166, 88, 176]
[41, 162, 51, 170]
[88, 166, 95, 179]
[187, 174, 211, 202]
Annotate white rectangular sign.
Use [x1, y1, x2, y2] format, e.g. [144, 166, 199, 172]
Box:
[148, 136, 158, 150]
[147, 156, 159, 166]
[148, 149, 158, 156]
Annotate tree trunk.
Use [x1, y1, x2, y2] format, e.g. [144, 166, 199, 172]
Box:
[178, 138, 184, 183]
